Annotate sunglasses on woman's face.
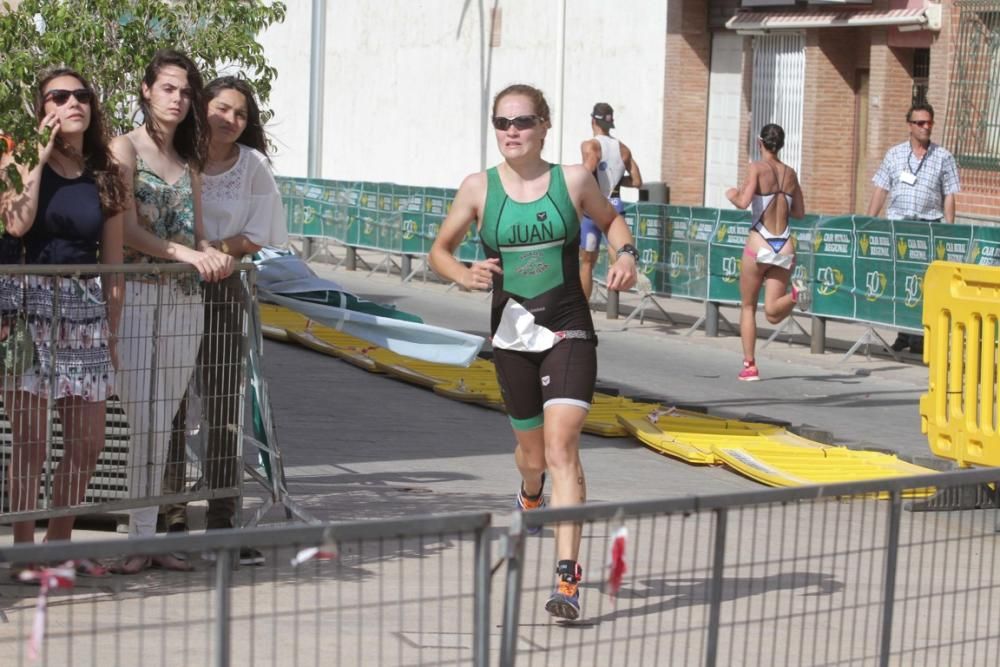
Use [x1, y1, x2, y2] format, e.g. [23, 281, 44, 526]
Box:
[44, 88, 93, 106]
[492, 115, 541, 131]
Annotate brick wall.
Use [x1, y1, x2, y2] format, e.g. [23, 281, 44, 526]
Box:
[863, 29, 915, 215]
[737, 36, 752, 188]
[662, 0, 711, 205]
[802, 29, 862, 214]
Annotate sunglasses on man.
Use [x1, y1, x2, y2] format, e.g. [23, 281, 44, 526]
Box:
[492, 115, 542, 131]
[909, 120, 933, 128]
[44, 88, 93, 106]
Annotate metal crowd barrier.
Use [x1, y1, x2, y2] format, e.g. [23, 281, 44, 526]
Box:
[0, 263, 299, 527]
[0, 512, 493, 667]
[1, 468, 998, 666]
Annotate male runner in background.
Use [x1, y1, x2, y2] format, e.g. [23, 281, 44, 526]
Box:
[579, 102, 642, 301]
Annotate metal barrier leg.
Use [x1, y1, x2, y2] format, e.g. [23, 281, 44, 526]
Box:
[760, 314, 810, 349]
[878, 490, 903, 667]
[403, 256, 429, 283]
[606, 288, 620, 319]
[704, 301, 720, 337]
[473, 524, 492, 667]
[366, 252, 399, 277]
[683, 314, 707, 336]
[620, 293, 676, 330]
[345, 247, 357, 271]
[705, 508, 728, 667]
[214, 548, 233, 667]
[840, 327, 901, 364]
[811, 315, 827, 354]
[499, 513, 526, 667]
[241, 296, 319, 526]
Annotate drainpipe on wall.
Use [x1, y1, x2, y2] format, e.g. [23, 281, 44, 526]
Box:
[306, 0, 327, 263]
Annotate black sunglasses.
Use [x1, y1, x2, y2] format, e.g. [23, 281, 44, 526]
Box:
[492, 115, 541, 131]
[909, 120, 933, 128]
[43, 88, 93, 106]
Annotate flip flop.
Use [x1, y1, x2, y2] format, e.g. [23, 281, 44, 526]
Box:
[150, 554, 195, 572]
[74, 559, 111, 578]
[109, 555, 153, 575]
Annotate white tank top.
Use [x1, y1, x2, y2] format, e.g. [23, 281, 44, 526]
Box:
[594, 135, 626, 198]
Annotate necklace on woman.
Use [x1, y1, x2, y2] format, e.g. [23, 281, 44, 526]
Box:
[49, 148, 84, 178]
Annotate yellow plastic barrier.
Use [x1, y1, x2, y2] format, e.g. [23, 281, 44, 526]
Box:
[920, 261, 1000, 468]
[713, 444, 935, 498]
[259, 303, 310, 341]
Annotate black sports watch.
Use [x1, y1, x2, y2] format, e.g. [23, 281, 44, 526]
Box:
[617, 243, 639, 262]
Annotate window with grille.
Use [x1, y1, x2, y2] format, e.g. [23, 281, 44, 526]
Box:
[912, 48, 929, 105]
[750, 33, 805, 174]
[946, 5, 1000, 171]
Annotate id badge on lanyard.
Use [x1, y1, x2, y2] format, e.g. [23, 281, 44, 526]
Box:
[904, 147, 930, 186]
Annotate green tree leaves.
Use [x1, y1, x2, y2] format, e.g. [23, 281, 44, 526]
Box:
[0, 0, 286, 198]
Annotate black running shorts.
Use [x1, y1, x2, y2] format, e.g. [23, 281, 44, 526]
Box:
[492, 339, 597, 430]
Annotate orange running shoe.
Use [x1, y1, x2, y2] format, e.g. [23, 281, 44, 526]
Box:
[515, 472, 546, 535]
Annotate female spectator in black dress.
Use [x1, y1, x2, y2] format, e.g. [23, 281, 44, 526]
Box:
[1, 68, 125, 554]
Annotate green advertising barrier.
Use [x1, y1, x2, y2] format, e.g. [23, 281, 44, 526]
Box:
[281, 178, 306, 237]
[633, 203, 668, 294]
[811, 216, 856, 321]
[853, 216, 895, 326]
[276, 175, 993, 337]
[327, 181, 355, 242]
[891, 219, 934, 331]
[418, 187, 447, 257]
[707, 208, 749, 304]
[400, 187, 426, 255]
[788, 215, 820, 301]
[968, 224, 1000, 267]
[662, 205, 713, 300]
[299, 181, 328, 239]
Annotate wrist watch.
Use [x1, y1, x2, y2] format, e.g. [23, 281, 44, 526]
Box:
[212, 239, 231, 255]
[617, 243, 639, 261]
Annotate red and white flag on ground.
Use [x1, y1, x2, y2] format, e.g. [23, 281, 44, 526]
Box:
[291, 546, 338, 566]
[19, 562, 76, 661]
[606, 525, 628, 599]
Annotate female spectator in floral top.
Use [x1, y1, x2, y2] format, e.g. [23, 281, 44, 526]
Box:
[110, 49, 233, 573]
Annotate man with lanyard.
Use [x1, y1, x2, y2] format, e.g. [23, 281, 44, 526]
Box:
[867, 101, 960, 354]
[579, 102, 642, 301]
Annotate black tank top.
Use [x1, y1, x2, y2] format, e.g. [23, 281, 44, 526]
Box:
[24, 164, 104, 265]
[0, 234, 21, 264]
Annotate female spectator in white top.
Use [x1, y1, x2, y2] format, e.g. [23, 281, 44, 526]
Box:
[160, 76, 286, 559]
